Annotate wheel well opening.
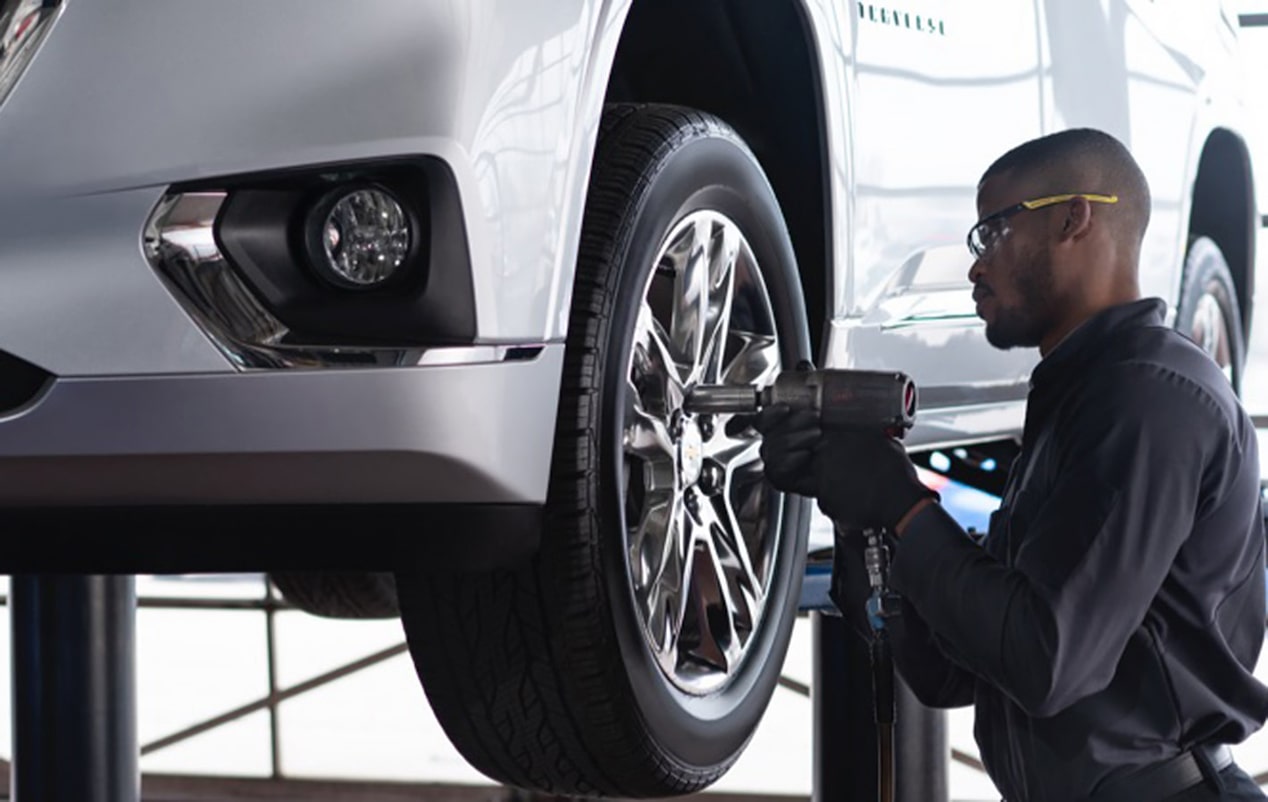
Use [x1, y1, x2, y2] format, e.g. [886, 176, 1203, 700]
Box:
[1189, 128, 1256, 339]
[605, 0, 831, 365]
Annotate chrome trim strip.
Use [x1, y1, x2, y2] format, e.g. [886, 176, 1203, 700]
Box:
[144, 192, 534, 370]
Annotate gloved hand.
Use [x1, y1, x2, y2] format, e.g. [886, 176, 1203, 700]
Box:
[813, 430, 937, 532]
[828, 526, 878, 641]
[753, 402, 822, 497]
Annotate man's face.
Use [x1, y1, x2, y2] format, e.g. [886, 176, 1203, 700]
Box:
[968, 178, 1058, 350]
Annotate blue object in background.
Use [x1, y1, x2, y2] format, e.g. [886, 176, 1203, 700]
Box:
[921, 467, 999, 538]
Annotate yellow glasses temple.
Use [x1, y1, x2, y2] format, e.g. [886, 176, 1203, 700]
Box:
[1020, 193, 1119, 210]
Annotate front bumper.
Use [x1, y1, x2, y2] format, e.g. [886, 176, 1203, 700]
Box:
[0, 345, 564, 506]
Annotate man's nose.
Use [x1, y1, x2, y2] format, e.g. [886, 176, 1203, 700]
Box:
[968, 258, 984, 283]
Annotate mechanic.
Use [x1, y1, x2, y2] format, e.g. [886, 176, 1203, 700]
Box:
[758, 128, 1268, 801]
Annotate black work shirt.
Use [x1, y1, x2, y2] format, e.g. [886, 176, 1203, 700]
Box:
[889, 298, 1268, 801]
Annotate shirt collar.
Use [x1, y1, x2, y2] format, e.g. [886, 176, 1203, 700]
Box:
[1028, 297, 1167, 391]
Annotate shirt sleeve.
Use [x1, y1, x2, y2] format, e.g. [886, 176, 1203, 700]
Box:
[889, 364, 1226, 718]
[889, 597, 976, 708]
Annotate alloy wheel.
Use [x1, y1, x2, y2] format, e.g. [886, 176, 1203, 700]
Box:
[621, 210, 783, 695]
[1191, 289, 1234, 383]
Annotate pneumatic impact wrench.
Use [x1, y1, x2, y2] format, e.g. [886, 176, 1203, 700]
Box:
[684, 367, 917, 802]
[681, 366, 916, 437]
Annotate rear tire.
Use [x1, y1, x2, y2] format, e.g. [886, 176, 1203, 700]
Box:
[1174, 236, 1245, 394]
[395, 104, 812, 796]
[270, 572, 398, 619]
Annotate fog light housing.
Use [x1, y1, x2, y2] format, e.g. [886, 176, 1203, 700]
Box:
[307, 186, 414, 289]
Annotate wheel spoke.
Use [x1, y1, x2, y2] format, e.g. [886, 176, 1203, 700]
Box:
[720, 331, 781, 389]
[682, 527, 746, 674]
[630, 489, 684, 657]
[715, 486, 766, 627]
[696, 221, 740, 385]
[628, 489, 673, 589]
[704, 426, 762, 469]
[709, 488, 766, 623]
[632, 302, 685, 407]
[664, 507, 697, 657]
[624, 379, 675, 462]
[667, 217, 741, 386]
[668, 216, 713, 376]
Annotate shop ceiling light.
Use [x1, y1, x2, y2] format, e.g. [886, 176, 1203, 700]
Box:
[309, 186, 413, 289]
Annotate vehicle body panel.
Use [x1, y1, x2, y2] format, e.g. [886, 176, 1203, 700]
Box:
[0, 0, 1255, 508]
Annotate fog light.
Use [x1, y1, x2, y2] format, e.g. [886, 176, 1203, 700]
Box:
[309, 186, 413, 289]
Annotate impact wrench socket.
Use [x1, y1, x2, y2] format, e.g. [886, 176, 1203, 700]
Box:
[682, 368, 918, 439]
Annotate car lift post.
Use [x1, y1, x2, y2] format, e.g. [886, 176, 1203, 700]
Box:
[11, 575, 139, 802]
[813, 611, 948, 802]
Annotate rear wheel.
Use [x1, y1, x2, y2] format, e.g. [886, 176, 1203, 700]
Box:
[1175, 236, 1245, 394]
[270, 572, 398, 619]
[394, 104, 812, 796]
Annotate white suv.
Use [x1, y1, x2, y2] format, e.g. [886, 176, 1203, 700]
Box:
[0, 1, 1259, 795]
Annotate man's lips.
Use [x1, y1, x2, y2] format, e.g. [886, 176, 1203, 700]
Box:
[972, 285, 993, 303]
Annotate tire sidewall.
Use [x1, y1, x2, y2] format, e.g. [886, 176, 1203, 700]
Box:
[595, 128, 811, 767]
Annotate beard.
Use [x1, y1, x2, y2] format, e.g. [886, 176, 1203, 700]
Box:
[984, 245, 1056, 350]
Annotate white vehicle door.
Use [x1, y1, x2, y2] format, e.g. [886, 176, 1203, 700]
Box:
[1238, 6, 1268, 236]
[1039, 0, 1227, 309]
[836, 2, 1043, 414]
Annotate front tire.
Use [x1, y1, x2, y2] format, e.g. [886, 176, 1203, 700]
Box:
[394, 104, 812, 796]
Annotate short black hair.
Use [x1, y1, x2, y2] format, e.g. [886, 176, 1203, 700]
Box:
[981, 128, 1151, 244]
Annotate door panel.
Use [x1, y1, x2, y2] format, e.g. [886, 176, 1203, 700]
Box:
[836, 2, 1044, 403]
[1040, 0, 1215, 308]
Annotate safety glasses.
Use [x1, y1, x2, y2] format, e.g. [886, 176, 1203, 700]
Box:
[966, 193, 1119, 259]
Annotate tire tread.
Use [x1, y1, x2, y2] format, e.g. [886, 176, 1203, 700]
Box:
[396, 105, 758, 796]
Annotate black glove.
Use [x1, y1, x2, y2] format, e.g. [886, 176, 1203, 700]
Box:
[813, 430, 937, 531]
[753, 402, 822, 496]
[828, 526, 878, 641]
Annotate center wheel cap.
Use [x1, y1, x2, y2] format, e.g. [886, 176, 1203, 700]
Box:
[677, 420, 704, 486]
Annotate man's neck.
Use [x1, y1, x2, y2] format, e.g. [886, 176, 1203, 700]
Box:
[1038, 289, 1141, 357]
[1039, 293, 1141, 352]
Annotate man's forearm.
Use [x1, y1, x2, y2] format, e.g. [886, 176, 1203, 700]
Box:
[888, 502, 1017, 689]
[890, 598, 976, 708]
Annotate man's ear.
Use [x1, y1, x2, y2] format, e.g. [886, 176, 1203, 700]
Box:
[1059, 197, 1094, 242]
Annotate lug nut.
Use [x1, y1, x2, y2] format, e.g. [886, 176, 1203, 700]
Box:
[699, 415, 715, 440]
[699, 462, 724, 496]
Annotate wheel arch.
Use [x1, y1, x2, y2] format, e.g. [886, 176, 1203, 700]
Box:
[593, 0, 834, 365]
[1187, 126, 1257, 341]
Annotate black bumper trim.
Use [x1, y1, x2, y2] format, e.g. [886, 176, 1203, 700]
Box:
[0, 503, 541, 573]
[0, 350, 51, 416]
